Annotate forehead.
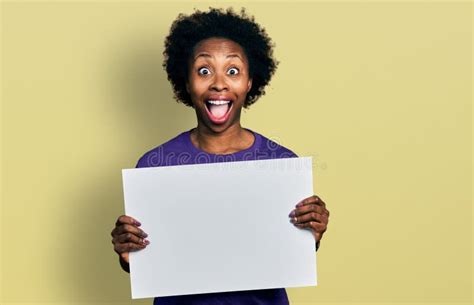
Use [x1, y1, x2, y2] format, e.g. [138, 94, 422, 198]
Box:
[191, 37, 248, 62]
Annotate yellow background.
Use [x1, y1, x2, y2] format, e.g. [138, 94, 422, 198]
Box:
[1, 1, 472, 305]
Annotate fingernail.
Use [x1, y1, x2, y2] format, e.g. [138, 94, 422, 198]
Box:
[288, 210, 295, 217]
[134, 220, 141, 226]
[144, 239, 150, 245]
[143, 232, 148, 238]
[296, 202, 303, 208]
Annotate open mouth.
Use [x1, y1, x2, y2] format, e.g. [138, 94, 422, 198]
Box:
[204, 100, 233, 124]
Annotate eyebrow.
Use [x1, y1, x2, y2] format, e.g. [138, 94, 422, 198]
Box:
[194, 53, 243, 60]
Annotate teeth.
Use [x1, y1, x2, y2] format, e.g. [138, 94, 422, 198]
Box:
[207, 100, 230, 105]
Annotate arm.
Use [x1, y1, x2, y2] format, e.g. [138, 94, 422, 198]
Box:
[119, 256, 130, 273]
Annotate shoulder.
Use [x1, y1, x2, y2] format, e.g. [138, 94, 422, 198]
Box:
[253, 130, 299, 159]
[135, 131, 190, 168]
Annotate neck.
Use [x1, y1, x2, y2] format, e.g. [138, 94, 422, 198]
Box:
[191, 122, 253, 155]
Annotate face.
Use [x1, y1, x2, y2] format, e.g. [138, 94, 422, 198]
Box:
[186, 37, 252, 133]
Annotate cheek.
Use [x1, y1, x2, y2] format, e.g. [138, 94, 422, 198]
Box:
[234, 79, 251, 95]
[188, 81, 205, 98]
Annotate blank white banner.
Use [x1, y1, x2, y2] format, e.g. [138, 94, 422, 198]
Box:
[122, 157, 317, 299]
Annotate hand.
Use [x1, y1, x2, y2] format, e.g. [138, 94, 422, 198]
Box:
[111, 215, 150, 264]
[289, 195, 330, 242]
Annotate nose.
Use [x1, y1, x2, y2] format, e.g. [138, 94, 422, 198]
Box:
[210, 73, 228, 92]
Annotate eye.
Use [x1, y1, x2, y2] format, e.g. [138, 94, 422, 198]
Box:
[198, 67, 211, 75]
[227, 67, 239, 75]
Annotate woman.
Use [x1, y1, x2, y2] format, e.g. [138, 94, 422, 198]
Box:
[111, 7, 330, 305]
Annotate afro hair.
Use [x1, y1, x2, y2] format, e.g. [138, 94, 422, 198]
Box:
[163, 7, 278, 108]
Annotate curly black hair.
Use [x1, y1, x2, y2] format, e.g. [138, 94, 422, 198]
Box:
[163, 7, 278, 108]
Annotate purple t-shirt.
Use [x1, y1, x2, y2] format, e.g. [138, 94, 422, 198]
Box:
[135, 128, 298, 305]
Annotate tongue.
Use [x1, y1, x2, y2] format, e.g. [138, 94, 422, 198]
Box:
[209, 104, 228, 118]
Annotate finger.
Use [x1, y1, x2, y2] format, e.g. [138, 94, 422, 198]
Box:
[290, 211, 324, 224]
[113, 224, 148, 239]
[114, 224, 148, 238]
[114, 241, 146, 255]
[290, 204, 326, 218]
[296, 195, 325, 208]
[295, 221, 327, 234]
[113, 232, 149, 246]
[115, 215, 141, 227]
[114, 243, 146, 255]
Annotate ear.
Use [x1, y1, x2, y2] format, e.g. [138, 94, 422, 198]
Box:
[247, 78, 253, 93]
[185, 78, 195, 108]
